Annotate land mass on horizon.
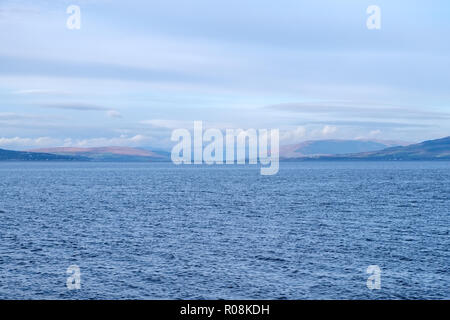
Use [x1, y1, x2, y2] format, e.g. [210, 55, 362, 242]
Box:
[0, 136, 449, 161]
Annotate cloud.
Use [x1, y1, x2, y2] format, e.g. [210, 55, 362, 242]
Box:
[0, 134, 155, 150]
[370, 129, 382, 136]
[0, 55, 215, 87]
[40, 103, 108, 111]
[0, 136, 60, 149]
[269, 102, 367, 114]
[0, 112, 40, 120]
[140, 119, 193, 129]
[107, 110, 122, 118]
[268, 101, 450, 120]
[0, 112, 67, 125]
[69, 135, 150, 148]
[140, 119, 234, 130]
[39, 103, 121, 118]
[322, 125, 337, 135]
[280, 126, 307, 143]
[12, 89, 70, 95]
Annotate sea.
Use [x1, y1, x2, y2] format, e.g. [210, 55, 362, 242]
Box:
[0, 161, 448, 299]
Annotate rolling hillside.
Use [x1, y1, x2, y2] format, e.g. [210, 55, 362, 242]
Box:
[28, 146, 169, 162]
[302, 136, 450, 160]
[280, 139, 408, 158]
[0, 148, 87, 161]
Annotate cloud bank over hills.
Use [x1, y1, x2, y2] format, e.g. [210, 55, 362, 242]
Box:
[1, 136, 448, 162]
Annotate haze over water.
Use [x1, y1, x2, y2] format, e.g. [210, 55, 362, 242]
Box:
[0, 161, 448, 299]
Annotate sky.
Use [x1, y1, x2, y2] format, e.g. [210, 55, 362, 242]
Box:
[0, 0, 449, 150]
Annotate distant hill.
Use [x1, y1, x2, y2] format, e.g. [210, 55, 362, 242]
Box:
[0, 148, 87, 161]
[280, 139, 408, 158]
[28, 146, 169, 162]
[298, 136, 450, 160]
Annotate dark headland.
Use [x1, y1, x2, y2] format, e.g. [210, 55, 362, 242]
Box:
[282, 136, 450, 161]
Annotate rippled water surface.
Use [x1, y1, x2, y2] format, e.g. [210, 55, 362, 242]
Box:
[0, 161, 449, 299]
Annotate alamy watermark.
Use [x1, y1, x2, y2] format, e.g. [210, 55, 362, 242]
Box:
[171, 121, 279, 175]
[66, 265, 81, 290]
[63, 5, 381, 31]
[366, 265, 381, 290]
[367, 5, 381, 30]
[66, 5, 81, 30]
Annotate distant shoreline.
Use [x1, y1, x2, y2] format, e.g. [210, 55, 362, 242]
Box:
[1, 159, 450, 163]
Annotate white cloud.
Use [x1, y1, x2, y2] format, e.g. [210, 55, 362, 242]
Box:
[0, 136, 60, 149]
[0, 135, 155, 150]
[62, 135, 152, 148]
[140, 119, 234, 130]
[322, 125, 337, 136]
[280, 126, 307, 143]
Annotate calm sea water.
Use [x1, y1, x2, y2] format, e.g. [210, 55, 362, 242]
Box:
[0, 161, 448, 299]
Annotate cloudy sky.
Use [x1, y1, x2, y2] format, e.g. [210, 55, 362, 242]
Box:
[0, 0, 449, 150]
